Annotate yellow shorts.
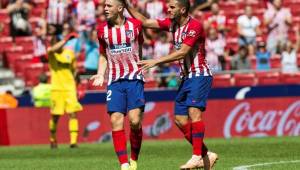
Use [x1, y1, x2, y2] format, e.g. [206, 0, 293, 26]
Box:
[50, 90, 83, 115]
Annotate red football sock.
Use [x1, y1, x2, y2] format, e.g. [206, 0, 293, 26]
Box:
[181, 123, 192, 144]
[130, 127, 143, 161]
[192, 121, 205, 156]
[180, 122, 208, 156]
[112, 130, 128, 165]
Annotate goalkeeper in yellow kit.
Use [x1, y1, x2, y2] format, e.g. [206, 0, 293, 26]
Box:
[47, 32, 83, 148]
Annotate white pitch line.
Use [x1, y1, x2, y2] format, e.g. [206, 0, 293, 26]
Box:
[233, 160, 300, 170]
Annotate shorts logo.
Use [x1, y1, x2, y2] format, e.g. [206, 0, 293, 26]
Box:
[192, 99, 197, 103]
[140, 99, 145, 103]
[126, 30, 134, 39]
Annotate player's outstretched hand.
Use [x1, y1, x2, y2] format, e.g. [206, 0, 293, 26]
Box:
[138, 59, 158, 70]
[64, 32, 79, 41]
[90, 74, 104, 86]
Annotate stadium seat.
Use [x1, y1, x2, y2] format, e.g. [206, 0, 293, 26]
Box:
[294, 16, 300, 24]
[5, 46, 26, 70]
[144, 80, 158, 89]
[15, 36, 34, 52]
[24, 63, 45, 86]
[33, 0, 47, 8]
[14, 55, 34, 77]
[212, 74, 232, 88]
[219, 3, 238, 12]
[280, 72, 300, 84]
[30, 8, 44, 17]
[227, 42, 239, 52]
[297, 53, 300, 66]
[76, 61, 85, 73]
[256, 71, 281, 86]
[270, 55, 281, 69]
[0, 10, 9, 21]
[15, 36, 34, 43]
[233, 73, 256, 87]
[0, 37, 13, 52]
[250, 56, 256, 70]
[0, 19, 10, 36]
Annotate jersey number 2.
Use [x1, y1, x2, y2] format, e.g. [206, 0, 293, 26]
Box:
[107, 90, 112, 101]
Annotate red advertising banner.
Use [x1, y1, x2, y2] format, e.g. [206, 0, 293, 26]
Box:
[0, 109, 9, 145]
[1, 97, 300, 145]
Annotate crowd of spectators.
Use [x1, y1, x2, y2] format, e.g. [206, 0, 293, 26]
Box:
[0, 0, 299, 90]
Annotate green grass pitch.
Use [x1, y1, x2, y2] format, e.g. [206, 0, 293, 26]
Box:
[0, 137, 299, 170]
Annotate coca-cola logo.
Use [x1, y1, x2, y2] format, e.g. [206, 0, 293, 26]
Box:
[224, 101, 300, 138]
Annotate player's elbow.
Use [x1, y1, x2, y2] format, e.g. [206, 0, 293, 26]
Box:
[47, 48, 53, 54]
[178, 49, 189, 58]
[143, 20, 152, 28]
[143, 19, 158, 29]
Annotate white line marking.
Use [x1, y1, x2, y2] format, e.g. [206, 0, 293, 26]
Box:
[233, 160, 300, 170]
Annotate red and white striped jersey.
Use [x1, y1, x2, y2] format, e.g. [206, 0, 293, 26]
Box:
[97, 18, 144, 85]
[46, 0, 67, 25]
[157, 17, 212, 78]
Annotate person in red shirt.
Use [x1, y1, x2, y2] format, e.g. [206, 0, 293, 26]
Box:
[125, 0, 218, 169]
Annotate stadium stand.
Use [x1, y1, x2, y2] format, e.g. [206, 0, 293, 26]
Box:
[0, 0, 300, 95]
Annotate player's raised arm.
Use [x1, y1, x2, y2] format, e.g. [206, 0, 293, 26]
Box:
[47, 39, 67, 54]
[47, 33, 78, 54]
[123, 0, 160, 29]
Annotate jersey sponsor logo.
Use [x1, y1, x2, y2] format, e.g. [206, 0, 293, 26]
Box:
[109, 43, 132, 54]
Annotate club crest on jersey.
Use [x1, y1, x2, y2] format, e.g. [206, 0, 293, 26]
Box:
[188, 30, 196, 37]
[125, 30, 134, 39]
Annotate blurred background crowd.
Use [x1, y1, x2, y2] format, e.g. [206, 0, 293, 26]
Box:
[0, 0, 300, 108]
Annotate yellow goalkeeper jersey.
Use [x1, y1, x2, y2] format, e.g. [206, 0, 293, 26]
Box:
[48, 49, 76, 91]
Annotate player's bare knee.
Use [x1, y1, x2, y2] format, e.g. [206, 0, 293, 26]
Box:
[174, 116, 188, 127]
[110, 113, 124, 129]
[69, 113, 77, 119]
[110, 116, 123, 124]
[189, 107, 203, 122]
[130, 119, 141, 130]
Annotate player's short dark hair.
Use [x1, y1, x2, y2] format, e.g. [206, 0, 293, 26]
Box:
[176, 0, 190, 14]
[115, 0, 125, 6]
